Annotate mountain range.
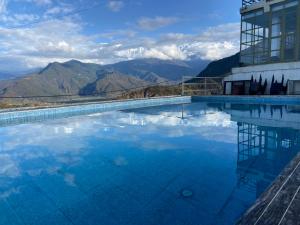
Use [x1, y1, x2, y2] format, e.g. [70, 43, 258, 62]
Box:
[0, 53, 241, 100]
[104, 58, 209, 81]
[0, 68, 41, 80]
[0, 58, 209, 98]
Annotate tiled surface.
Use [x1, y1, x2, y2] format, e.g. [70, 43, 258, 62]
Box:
[0, 131, 240, 224]
[0, 101, 299, 225]
[0, 154, 218, 225]
[0, 96, 191, 127]
[237, 153, 300, 225]
[280, 189, 300, 225]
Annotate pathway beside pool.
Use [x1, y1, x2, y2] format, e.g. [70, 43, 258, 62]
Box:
[237, 153, 300, 225]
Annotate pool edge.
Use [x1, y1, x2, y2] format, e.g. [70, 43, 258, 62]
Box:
[236, 152, 300, 225]
[0, 96, 191, 126]
[192, 95, 300, 105]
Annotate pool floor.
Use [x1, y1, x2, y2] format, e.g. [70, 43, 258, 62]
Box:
[0, 102, 299, 225]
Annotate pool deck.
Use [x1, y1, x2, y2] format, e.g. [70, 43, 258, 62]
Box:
[237, 152, 300, 225]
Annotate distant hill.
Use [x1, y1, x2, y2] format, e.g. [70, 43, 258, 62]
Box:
[103, 58, 209, 81]
[0, 60, 101, 97]
[198, 53, 240, 77]
[0, 58, 208, 99]
[119, 85, 181, 99]
[79, 70, 149, 96]
[0, 68, 41, 80]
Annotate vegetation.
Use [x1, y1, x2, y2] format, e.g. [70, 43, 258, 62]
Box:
[0, 58, 207, 100]
[0, 53, 240, 109]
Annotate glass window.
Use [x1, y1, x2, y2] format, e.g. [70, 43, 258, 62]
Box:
[285, 34, 295, 49]
[240, 9, 268, 65]
[272, 4, 284, 12]
[269, 1, 298, 62]
[284, 2, 297, 61]
[271, 51, 280, 57]
[240, 0, 299, 65]
[271, 24, 281, 37]
[272, 15, 281, 24]
[285, 1, 298, 8]
[271, 38, 281, 51]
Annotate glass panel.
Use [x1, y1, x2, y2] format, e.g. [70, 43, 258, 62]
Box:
[240, 8, 268, 65]
[242, 33, 247, 43]
[244, 11, 257, 19]
[272, 24, 281, 37]
[284, 4, 297, 61]
[272, 15, 281, 24]
[242, 21, 247, 31]
[271, 51, 280, 57]
[271, 51, 280, 62]
[265, 27, 269, 38]
[272, 4, 284, 12]
[271, 38, 281, 51]
[285, 1, 299, 8]
[241, 55, 254, 65]
[286, 34, 295, 49]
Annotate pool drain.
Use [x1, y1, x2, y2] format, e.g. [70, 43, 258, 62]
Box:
[180, 189, 193, 198]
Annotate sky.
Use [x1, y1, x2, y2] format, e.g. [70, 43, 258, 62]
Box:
[0, 0, 241, 72]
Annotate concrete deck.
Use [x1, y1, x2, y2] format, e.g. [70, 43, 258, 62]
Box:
[237, 153, 300, 225]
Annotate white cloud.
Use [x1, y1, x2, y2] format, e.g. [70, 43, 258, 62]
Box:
[99, 29, 137, 39]
[116, 44, 187, 60]
[0, 0, 241, 72]
[0, 18, 98, 69]
[0, 0, 7, 14]
[34, 0, 52, 5]
[107, 0, 124, 12]
[0, 12, 40, 28]
[102, 23, 240, 62]
[0, 15, 240, 71]
[45, 5, 73, 15]
[137, 16, 179, 31]
[0, 105, 237, 200]
[43, 41, 75, 53]
[24, 0, 52, 6]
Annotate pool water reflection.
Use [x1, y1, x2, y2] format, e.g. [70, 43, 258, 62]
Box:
[0, 102, 299, 225]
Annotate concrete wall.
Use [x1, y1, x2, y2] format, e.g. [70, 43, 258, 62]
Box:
[224, 61, 300, 94]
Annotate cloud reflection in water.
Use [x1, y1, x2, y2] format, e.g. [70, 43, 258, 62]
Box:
[0, 103, 237, 200]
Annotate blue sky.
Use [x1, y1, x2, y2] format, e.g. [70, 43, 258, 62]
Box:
[0, 0, 241, 71]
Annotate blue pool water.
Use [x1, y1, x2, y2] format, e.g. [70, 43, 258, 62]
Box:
[0, 101, 300, 225]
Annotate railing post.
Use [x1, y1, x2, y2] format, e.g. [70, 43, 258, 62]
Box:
[181, 76, 184, 96]
[204, 77, 207, 96]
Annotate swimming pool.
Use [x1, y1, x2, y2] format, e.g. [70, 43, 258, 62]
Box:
[0, 99, 299, 225]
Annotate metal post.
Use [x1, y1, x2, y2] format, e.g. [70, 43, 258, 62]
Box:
[204, 77, 207, 96]
[181, 76, 184, 96]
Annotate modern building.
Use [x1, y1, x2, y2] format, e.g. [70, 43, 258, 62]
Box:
[224, 0, 300, 95]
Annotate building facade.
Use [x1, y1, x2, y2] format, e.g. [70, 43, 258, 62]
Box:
[224, 0, 300, 95]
